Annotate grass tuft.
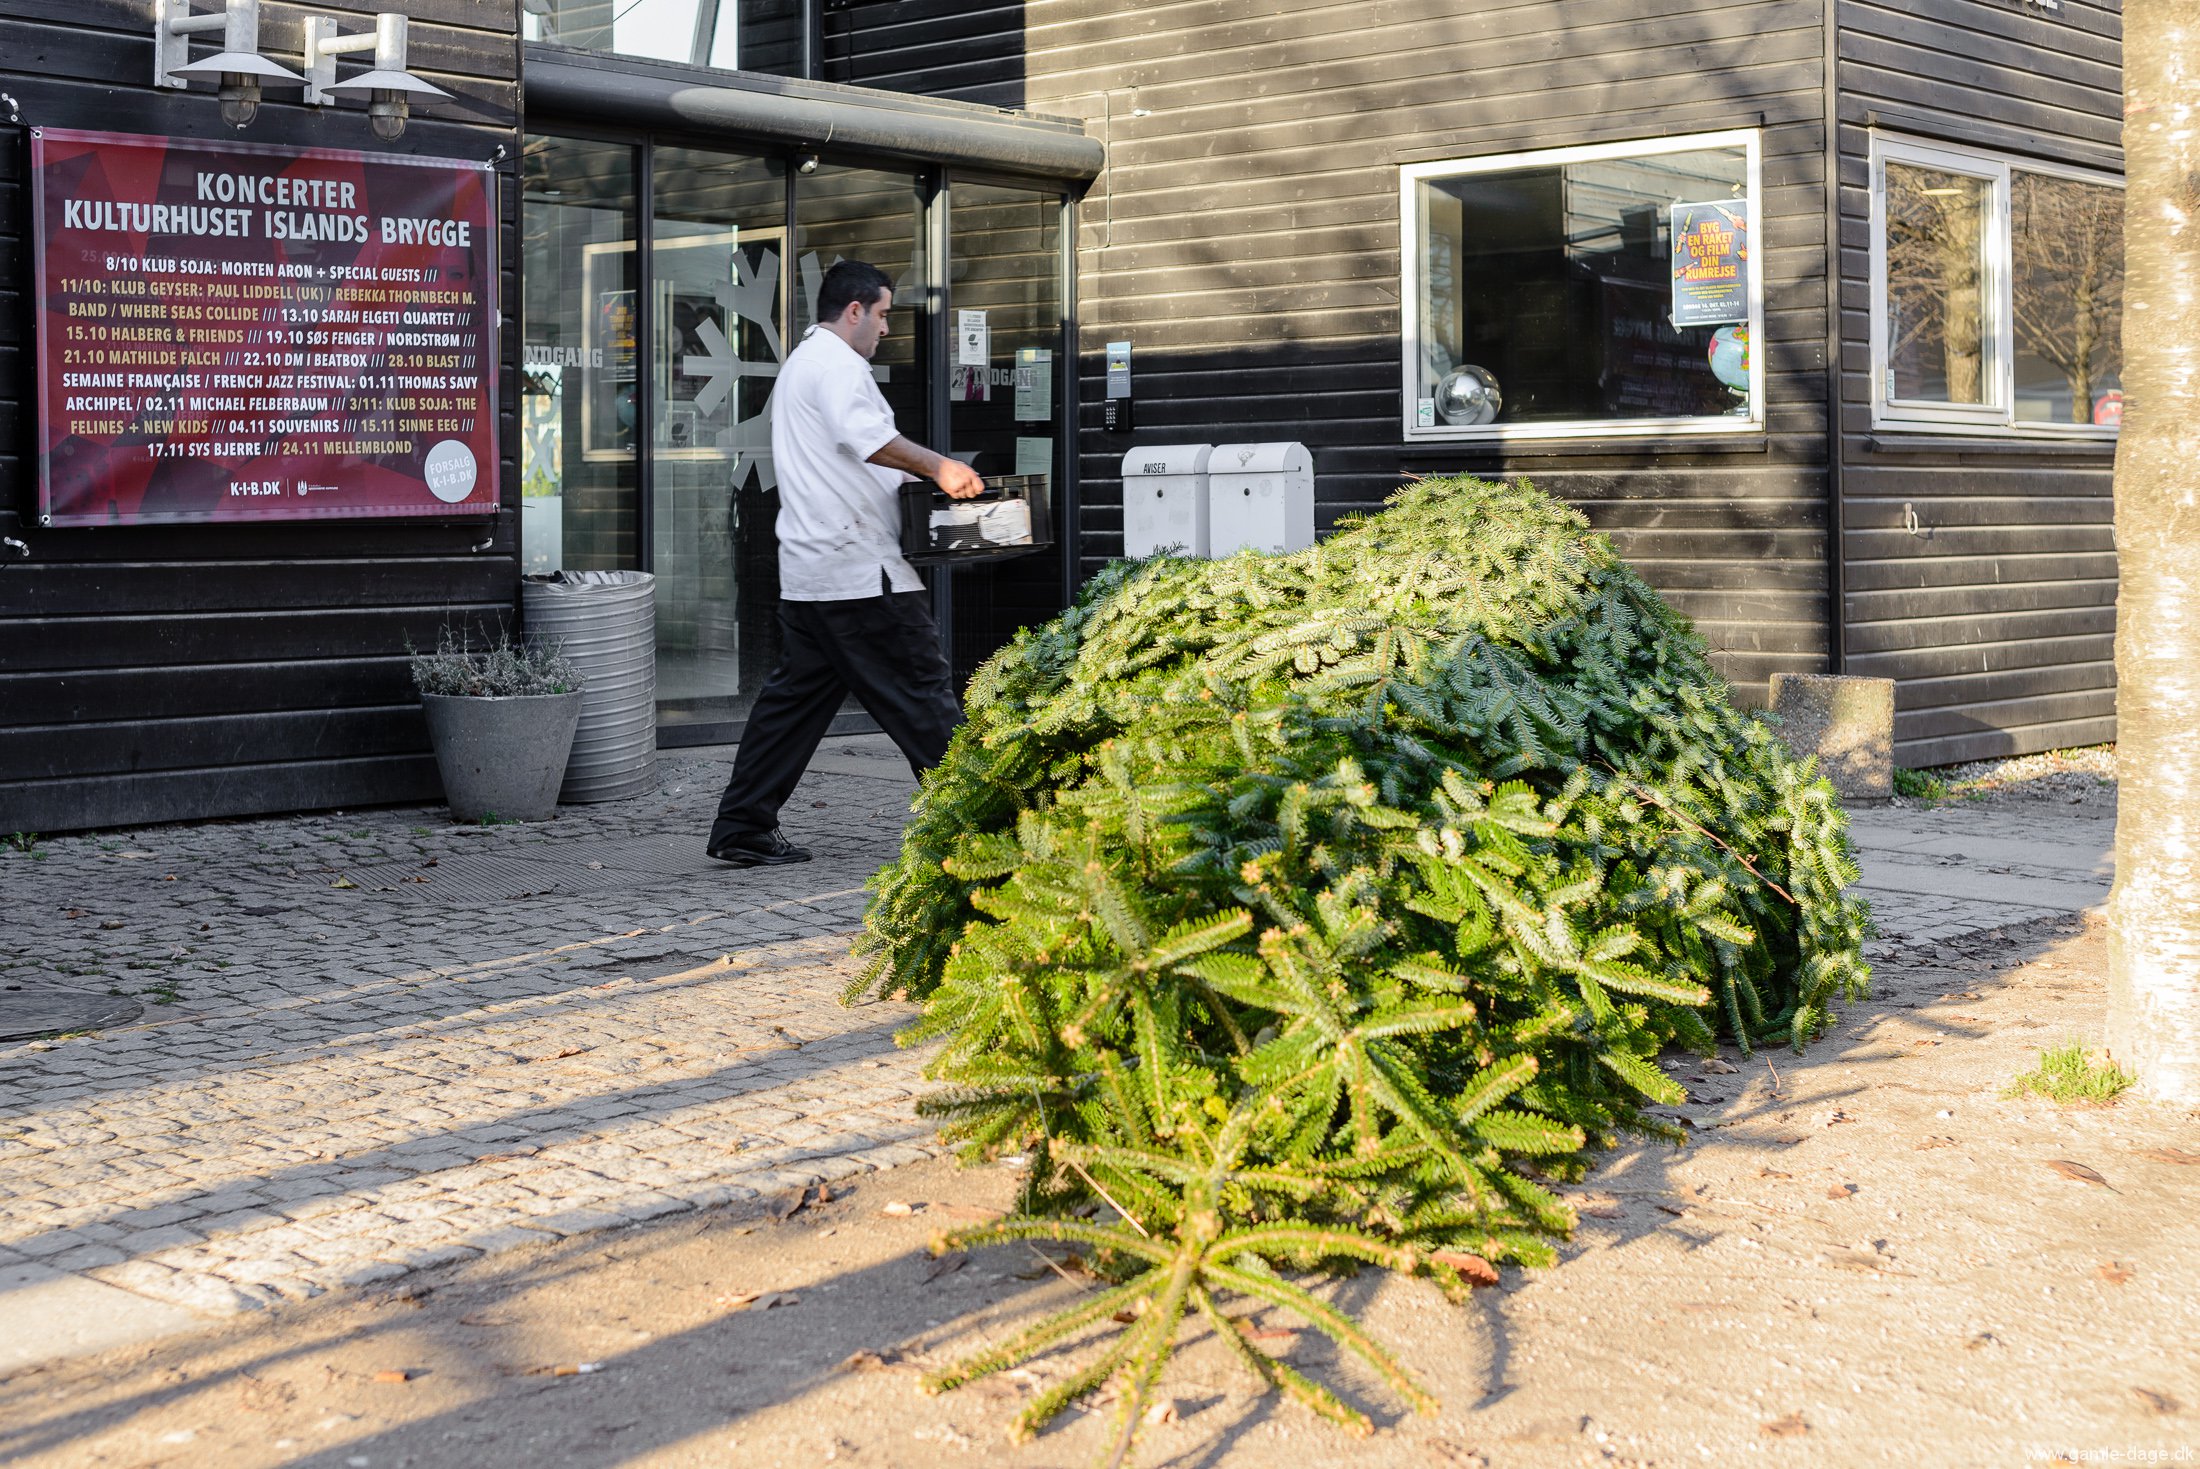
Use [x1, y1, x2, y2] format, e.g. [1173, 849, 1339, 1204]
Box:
[2007, 1040, 2134, 1103]
[1892, 768, 1948, 801]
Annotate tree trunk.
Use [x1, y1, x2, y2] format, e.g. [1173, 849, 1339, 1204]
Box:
[2107, 0, 2200, 1104]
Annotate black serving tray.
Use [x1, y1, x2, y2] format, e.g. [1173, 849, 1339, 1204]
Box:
[897, 472, 1054, 566]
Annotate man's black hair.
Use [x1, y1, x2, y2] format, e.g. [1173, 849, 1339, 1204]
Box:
[817, 259, 893, 324]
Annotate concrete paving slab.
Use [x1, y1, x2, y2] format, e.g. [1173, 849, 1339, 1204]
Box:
[0, 1261, 210, 1372]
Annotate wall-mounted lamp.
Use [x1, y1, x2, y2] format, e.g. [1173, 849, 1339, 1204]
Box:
[154, 0, 303, 129]
[304, 12, 448, 141]
[796, 153, 819, 175]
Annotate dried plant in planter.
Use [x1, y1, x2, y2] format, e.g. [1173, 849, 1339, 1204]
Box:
[408, 631, 580, 699]
[854, 475, 1870, 1464]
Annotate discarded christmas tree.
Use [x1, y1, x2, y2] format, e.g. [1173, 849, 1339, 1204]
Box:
[854, 475, 1870, 1464]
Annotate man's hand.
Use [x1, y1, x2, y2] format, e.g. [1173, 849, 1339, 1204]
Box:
[869, 435, 986, 499]
[935, 458, 985, 500]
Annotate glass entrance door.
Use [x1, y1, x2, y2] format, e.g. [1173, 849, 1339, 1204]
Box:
[650, 146, 787, 724]
[946, 181, 1066, 682]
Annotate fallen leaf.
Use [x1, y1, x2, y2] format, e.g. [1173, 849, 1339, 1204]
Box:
[771, 1190, 809, 1222]
[1655, 1203, 1689, 1217]
[2135, 1147, 2200, 1166]
[1430, 1250, 1500, 1285]
[62, 908, 87, 918]
[2096, 1262, 2134, 1286]
[100, 919, 124, 930]
[1237, 1323, 1298, 1344]
[714, 1290, 797, 1312]
[1828, 1183, 1857, 1200]
[1915, 1137, 1957, 1151]
[1760, 1412, 1809, 1438]
[836, 1349, 902, 1373]
[1758, 1168, 1792, 1180]
[1821, 1247, 1891, 1273]
[1964, 1332, 1997, 1350]
[475, 1147, 540, 1164]
[1820, 1108, 1854, 1127]
[816, 1184, 835, 1204]
[372, 1369, 413, 1384]
[1141, 1398, 1179, 1426]
[2046, 1159, 2112, 1188]
[921, 1254, 967, 1284]
[331, 877, 357, 890]
[934, 1203, 1005, 1222]
[2132, 1388, 2181, 1415]
[1699, 1057, 1739, 1074]
[882, 1201, 916, 1216]
[1581, 1202, 1624, 1219]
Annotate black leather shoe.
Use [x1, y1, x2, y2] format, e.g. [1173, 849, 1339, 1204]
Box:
[708, 828, 812, 867]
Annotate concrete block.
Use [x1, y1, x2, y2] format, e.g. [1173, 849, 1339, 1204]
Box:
[1769, 673, 1895, 802]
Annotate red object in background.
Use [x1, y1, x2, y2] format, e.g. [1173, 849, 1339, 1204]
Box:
[31, 128, 497, 527]
[2093, 390, 2124, 427]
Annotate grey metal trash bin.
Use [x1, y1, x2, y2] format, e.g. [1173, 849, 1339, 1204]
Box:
[521, 570, 658, 803]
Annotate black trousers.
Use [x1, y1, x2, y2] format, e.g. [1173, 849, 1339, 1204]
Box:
[710, 588, 961, 847]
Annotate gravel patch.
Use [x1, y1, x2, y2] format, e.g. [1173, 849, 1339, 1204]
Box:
[1894, 744, 2117, 816]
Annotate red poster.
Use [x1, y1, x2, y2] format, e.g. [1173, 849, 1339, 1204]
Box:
[31, 128, 497, 526]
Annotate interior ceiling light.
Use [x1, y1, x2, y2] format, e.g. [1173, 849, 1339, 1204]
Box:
[308, 12, 450, 141]
[154, 0, 304, 129]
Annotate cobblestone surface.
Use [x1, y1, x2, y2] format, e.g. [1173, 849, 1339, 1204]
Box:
[0, 744, 2116, 1329]
[0, 739, 935, 1317]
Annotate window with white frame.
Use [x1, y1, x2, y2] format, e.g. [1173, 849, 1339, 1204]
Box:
[1400, 130, 1764, 442]
[1871, 135, 2124, 434]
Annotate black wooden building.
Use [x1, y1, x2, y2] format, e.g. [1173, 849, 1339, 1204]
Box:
[833, 0, 2125, 767]
[2, 0, 2122, 833]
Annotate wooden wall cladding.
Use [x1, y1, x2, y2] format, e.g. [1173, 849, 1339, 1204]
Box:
[834, 0, 1836, 710]
[0, 0, 523, 832]
[1834, 0, 2123, 764]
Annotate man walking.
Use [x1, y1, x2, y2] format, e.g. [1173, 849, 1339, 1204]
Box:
[707, 259, 983, 867]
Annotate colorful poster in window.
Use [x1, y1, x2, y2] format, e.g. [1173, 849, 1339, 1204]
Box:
[32, 127, 497, 526]
[1669, 199, 1750, 328]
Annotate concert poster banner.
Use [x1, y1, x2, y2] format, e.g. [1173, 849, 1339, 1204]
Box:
[1669, 199, 1751, 329]
[31, 127, 497, 527]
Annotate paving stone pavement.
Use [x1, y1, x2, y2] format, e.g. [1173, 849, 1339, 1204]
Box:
[0, 743, 2118, 1350]
[1846, 798, 2114, 953]
[0, 738, 936, 1321]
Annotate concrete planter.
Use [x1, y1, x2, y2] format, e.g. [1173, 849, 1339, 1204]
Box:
[420, 691, 584, 823]
[1768, 673, 1895, 802]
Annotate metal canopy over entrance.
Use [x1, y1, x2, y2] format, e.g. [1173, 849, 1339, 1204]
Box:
[519, 46, 1093, 747]
[526, 46, 1104, 183]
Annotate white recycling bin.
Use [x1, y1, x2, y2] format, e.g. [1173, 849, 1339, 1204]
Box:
[1119, 444, 1213, 558]
[1207, 441, 1314, 555]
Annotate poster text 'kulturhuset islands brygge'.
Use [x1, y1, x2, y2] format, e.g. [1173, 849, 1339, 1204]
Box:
[32, 127, 497, 527]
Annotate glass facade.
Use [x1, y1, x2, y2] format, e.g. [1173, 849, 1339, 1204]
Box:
[650, 146, 787, 721]
[521, 131, 1072, 738]
[520, 135, 640, 577]
[946, 181, 1065, 682]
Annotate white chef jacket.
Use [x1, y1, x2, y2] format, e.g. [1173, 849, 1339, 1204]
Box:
[769, 326, 925, 601]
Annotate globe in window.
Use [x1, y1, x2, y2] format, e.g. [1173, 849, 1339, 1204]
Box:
[1707, 325, 1750, 401]
[1435, 364, 1502, 426]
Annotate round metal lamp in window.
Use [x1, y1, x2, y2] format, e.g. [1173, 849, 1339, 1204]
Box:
[1435, 364, 1502, 426]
